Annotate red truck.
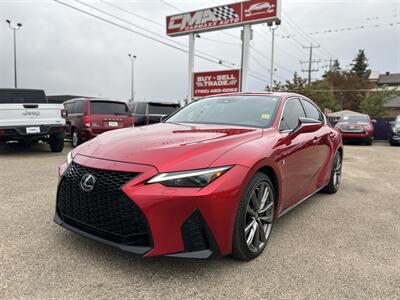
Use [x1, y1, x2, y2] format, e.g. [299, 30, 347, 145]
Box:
[335, 114, 375, 145]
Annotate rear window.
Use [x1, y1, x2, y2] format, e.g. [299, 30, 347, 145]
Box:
[148, 103, 179, 115]
[0, 90, 47, 104]
[90, 101, 129, 115]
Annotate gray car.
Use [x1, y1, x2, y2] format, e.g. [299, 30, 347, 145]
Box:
[389, 115, 400, 146]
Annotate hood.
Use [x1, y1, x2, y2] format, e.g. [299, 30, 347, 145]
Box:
[76, 123, 262, 172]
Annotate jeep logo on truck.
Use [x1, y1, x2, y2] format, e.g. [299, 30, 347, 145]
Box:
[23, 110, 40, 117]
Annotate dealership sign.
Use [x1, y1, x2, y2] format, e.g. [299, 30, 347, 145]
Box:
[193, 70, 241, 98]
[166, 0, 281, 36]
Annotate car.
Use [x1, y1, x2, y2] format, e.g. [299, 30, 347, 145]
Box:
[244, 2, 275, 17]
[63, 98, 134, 147]
[54, 93, 343, 261]
[0, 88, 66, 152]
[388, 115, 400, 146]
[130, 101, 181, 126]
[334, 114, 375, 145]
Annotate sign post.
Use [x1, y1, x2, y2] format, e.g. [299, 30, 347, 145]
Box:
[188, 33, 195, 103]
[241, 24, 252, 92]
[166, 0, 281, 101]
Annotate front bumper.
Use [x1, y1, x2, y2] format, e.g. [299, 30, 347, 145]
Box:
[390, 133, 400, 144]
[55, 155, 249, 258]
[341, 131, 373, 140]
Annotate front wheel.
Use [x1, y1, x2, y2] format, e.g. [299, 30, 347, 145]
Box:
[231, 172, 275, 261]
[322, 151, 342, 194]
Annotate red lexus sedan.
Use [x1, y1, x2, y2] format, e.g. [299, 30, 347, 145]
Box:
[54, 93, 343, 261]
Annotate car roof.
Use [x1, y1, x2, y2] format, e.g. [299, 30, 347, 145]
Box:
[64, 98, 126, 104]
[202, 92, 301, 99]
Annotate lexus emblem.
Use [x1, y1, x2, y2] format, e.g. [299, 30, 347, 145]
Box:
[80, 174, 96, 192]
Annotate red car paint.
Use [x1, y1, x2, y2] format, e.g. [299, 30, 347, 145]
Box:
[334, 114, 374, 142]
[56, 93, 342, 257]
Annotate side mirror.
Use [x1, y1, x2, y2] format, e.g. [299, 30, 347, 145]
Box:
[160, 115, 169, 122]
[289, 117, 323, 139]
[371, 119, 377, 124]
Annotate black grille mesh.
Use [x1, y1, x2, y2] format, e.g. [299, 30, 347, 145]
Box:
[57, 162, 150, 246]
[182, 211, 209, 252]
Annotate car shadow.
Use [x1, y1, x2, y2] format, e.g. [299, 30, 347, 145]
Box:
[0, 142, 71, 156]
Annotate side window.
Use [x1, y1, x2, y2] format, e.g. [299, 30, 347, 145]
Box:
[64, 102, 73, 113]
[301, 99, 324, 122]
[279, 98, 306, 131]
[135, 103, 147, 114]
[73, 100, 84, 114]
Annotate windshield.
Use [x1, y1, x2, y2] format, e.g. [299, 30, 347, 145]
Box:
[166, 96, 281, 128]
[91, 101, 129, 115]
[340, 115, 369, 123]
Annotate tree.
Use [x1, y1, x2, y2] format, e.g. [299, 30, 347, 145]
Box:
[304, 81, 342, 111]
[351, 49, 370, 78]
[361, 87, 399, 117]
[266, 73, 341, 111]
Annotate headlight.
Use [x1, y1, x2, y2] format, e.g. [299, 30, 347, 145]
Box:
[363, 125, 372, 130]
[393, 127, 399, 134]
[67, 151, 73, 166]
[147, 166, 232, 187]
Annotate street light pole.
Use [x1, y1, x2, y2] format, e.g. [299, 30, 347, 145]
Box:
[269, 24, 278, 91]
[128, 53, 136, 103]
[6, 20, 22, 88]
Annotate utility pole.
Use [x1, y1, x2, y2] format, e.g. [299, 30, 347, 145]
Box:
[301, 44, 320, 85]
[6, 20, 22, 88]
[128, 53, 136, 103]
[269, 24, 278, 90]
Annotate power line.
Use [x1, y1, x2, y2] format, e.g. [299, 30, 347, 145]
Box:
[279, 21, 400, 39]
[90, 0, 239, 67]
[100, 0, 164, 28]
[55, 0, 268, 83]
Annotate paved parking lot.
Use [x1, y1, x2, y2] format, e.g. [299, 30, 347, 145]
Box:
[0, 141, 399, 299]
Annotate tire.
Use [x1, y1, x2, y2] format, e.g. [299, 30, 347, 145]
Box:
[71, 129, 81, 148]
[365, 138, 373, 146]
[322, 151, 342, 194]
[231, 172, 275, 261]
[49, 134, 64, 152]
[389, 139, 397, 146]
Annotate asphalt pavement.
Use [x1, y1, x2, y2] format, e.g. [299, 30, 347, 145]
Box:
[0, 141, 399, 299]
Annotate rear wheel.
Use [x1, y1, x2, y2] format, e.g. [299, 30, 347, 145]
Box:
[71, 129, 81, 148]
[322, 151, 342, 194]
[231, 172, 275, 261]
[49, 134, 64, 152]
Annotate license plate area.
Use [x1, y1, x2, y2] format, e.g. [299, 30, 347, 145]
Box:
[108, 121, 118, 127]
[26, 126, 41, 134]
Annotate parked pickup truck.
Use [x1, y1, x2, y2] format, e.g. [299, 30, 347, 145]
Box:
[0, 88, 66, 152]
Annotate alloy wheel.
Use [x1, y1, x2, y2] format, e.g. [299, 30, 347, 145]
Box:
[245, 181, 274, 253]
[333, 153, 342, 190]
[72, 132, 78, 147]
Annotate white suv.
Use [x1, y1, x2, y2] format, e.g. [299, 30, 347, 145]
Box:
[0, 88, 66, 152]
